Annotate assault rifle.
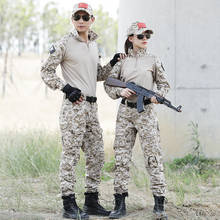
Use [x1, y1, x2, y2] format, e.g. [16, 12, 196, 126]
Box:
[105, 77, 182, 113]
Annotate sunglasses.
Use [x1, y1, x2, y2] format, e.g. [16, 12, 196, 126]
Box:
[136, 34, 150, 40]
[73, 14, 91, 22]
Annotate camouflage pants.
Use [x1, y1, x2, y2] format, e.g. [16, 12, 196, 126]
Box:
[59, 99, 104, 196]
[114, 103, 166, 196]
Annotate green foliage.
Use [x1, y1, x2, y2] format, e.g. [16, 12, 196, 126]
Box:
[101, 157, 115, 181]
[0, 1, 118, 57]
[0, 130, 114, 184]
[101, 173, 112, 181]
[93, 5, 118, 57]
[0, 130, 61, 177]
[189, 121, 202, 158]
[164, 121, 219, 205]
[102, 157, 115, 172]
[168, 122, 216, 177]
[168, 154, 215, 171]
[0, 129, 219, 212]
[41, 1, 71, 49]
[0, 0, 38, 49]
[13, 0, 37, 39]
[0, 0, 12, 42]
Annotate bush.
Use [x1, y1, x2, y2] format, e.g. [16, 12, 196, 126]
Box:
[168, 154, 215, 171]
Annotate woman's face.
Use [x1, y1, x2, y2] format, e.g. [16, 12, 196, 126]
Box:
[129, 31, 149, 50]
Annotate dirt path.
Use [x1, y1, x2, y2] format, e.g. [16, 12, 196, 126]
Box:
[1, 171, 220, 220]
[1, 202, 220, 220]
[1, 190, 220, 220]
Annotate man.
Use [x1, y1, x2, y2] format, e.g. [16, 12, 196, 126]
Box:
[41, 2, 122, 219]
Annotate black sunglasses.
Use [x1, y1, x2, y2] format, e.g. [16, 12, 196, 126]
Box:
[136, 34, 150, 40]
[73, 14, 91, 22]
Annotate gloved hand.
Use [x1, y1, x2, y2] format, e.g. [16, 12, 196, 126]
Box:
[110, 53, 121, 67]
[62, 84, 81, 102]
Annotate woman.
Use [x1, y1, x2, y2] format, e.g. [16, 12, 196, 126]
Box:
[104, 21, 170, 220]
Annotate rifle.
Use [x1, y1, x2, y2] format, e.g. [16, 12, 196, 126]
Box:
[105, 77, 182, 113]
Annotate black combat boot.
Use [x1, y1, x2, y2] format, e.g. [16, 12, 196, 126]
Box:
[83, 192, 111, 216]
[62, 194, 89, 219]
[153, 195, 168, 220]
[109, 192, 128, 219]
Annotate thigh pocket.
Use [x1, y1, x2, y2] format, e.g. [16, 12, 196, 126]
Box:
[59, 104, 82, 131]
[148, 155, 158, 168]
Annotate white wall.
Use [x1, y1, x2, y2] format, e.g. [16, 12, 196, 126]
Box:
[118, 0, 220, 159]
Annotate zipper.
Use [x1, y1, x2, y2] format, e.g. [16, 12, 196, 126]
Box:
[86, 40, 90, 50]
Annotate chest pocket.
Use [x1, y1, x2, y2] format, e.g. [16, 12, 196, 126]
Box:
[148, 65, 156, 82]
[143, 65, 155, 83]
[139, 59, 155, 82]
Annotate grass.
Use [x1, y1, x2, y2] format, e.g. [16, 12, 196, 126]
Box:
[0, 129, 61, 177]
[130, 165, 149, 190]
[101, 157, 115, 181]
[0, 129, 219, 214]
[165, 154, 219, 205]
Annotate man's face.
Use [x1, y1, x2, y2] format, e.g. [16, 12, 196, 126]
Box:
[72, 11, 95, 33]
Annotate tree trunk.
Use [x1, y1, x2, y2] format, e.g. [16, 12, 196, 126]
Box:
[2, 44, 9, 98]
[18, 39, 22, 56]
[9, 54, 14, 84]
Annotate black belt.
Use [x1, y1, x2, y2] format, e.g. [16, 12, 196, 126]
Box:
[121, 98, 151, 108]
[86, 96, 97, 103]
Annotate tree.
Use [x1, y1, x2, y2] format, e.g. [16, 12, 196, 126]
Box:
[0, 0, 12, 97]
[41, 1, 71, 52]
[92, 5, 118, 57]
[13, 0, 38, 56]
[40, 1, 71, 97]
[0, 2, 119, 97]
[0, 0, 38, 97]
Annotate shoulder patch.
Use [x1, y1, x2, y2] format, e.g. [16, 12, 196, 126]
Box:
[49, 45, 56, 54]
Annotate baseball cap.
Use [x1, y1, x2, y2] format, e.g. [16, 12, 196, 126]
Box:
[72, 2, 93, 16]
[127, 21, 153, 36]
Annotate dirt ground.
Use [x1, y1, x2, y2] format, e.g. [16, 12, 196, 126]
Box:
[0, 177, 220, 220]
[0, 159, 220, 220]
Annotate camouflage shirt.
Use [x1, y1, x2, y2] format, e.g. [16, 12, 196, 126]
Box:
[41, 28, 112, 96]
[104, 48, 170, 101]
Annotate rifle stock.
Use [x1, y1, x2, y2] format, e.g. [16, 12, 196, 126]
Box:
[105, 77, 127, 88]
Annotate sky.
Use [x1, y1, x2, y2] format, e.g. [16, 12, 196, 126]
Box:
[42, 0, 119, 19]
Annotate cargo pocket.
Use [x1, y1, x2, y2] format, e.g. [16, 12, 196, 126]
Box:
[148, 156, 158, 168]
[59, 103, 75, 131]
[59, 112, 68, 131]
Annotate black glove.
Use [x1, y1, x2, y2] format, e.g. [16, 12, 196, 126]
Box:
[110, 53, 121, 67]
[62, 84, 81, 102]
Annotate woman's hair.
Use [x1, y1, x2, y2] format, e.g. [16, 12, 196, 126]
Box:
[124, 30, 154, 54]
[124, 35, 133, 55]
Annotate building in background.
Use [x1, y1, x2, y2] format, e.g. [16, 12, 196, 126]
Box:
[118, 0, 220, 159]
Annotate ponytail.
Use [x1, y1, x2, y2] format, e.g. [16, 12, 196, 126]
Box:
[124, 36, 133, 55]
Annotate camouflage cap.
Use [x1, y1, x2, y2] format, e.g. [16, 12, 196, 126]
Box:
[127, 21, 152, 36]
[72, 2, 93, 16]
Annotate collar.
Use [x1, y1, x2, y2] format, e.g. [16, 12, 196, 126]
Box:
[128, 48, 148, 57]
[70, 28, 98, 42]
